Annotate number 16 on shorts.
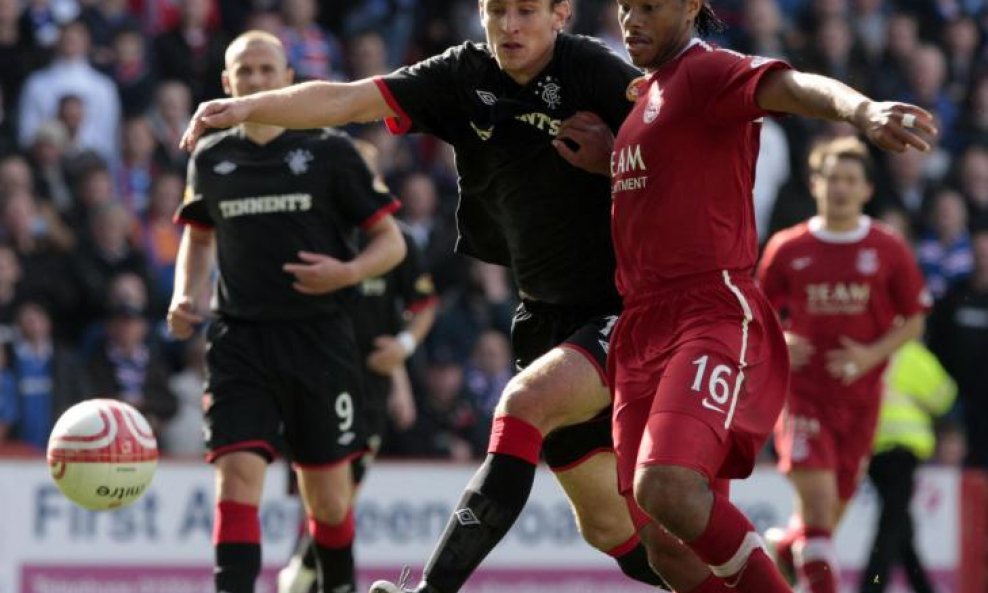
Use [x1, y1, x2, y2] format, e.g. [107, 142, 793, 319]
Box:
[690, 354, 742, 424]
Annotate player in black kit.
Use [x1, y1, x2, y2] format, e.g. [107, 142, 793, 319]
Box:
[279, 220, 438, 593]
[278, 141, 439, 593]
[167, 31, 406, 593]
[180, 2, 724, 592]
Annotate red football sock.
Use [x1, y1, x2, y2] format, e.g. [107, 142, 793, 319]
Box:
[795, 527, 837, 593]
[488, 415, 543, 464]
[309, 511, 355, 549]
[213, 500, 260, 544]
[686, 492, 791, 593]
[213, 500, 261, 593]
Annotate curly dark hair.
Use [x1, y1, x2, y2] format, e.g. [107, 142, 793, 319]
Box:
[695, 2, 726, 36]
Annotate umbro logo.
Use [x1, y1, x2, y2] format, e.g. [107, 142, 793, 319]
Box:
[455, 508, 481, 526]
[476, 89, 497, 106]
[213, 161, 237, 175]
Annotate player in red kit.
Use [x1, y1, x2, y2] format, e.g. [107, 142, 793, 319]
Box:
[608, 2, 937, 593]
[756, 137, 930, 593]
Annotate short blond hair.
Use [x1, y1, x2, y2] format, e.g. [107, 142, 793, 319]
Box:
[225, 30, 286, 67]
[808, 135, 874, 182]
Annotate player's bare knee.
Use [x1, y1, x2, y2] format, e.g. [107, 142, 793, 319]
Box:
[794, 482, 840, 529]
[304, 489, 351, 525]
[495, 378, 553, 432]
[574, 512, 632, 552]
[801, 500, 838, 530]
[633, 465, 709, 530]
[215, 453, 265, 502]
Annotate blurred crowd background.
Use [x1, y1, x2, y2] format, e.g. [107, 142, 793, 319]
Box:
[0, 0, 984, 472]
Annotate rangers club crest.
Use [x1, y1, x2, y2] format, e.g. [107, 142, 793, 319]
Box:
[644, 83, 663, 123]
[285, 149, 314, 175]
[856, 248, 879, 275]
[536, 76, 562, 109]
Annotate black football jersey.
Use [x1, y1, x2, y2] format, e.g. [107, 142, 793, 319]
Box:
[348, 226, 438, 354]
[175, 127, 399, 321]
[377, 34, 641, 306]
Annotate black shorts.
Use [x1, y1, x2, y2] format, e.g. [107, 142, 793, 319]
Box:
[510, 300, 621, 470]
[204, 315, 366, 467]
[511, 300, 619, 377]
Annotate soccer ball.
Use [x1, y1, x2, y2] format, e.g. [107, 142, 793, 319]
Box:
[46, 399, 158, 511]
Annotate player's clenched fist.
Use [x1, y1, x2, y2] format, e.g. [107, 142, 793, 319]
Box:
[167, 296, 204, 340]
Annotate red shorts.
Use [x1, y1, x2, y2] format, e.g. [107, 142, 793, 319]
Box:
[774, 390, 880, 500]
[610, 271, 789, 495]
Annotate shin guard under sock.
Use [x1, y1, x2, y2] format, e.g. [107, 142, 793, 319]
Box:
[310, 512, 356, 593]
[686, 493, 791, 593]
[214, 501, 261, 593]
[607, 534, 669, 588]
[421, 416, 541, 593]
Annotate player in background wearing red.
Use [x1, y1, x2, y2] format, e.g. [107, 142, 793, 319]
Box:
[607, 1, 937, 593]
[756, 137, 931, 593]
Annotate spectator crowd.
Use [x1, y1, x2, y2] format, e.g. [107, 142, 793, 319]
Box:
[0, 0, 984, 472]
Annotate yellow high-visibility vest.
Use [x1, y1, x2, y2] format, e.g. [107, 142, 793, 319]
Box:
[874, 341, 957, 460]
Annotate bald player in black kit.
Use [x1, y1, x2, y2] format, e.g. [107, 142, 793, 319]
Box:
[167, 31, 406, 593]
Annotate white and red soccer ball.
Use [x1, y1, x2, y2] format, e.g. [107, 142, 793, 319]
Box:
[46, 399, 158, 511]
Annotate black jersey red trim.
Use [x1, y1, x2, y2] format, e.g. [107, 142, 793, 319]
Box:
[373, 77, 413, 135]
[173, 214, 214, 230]
[359, 199, 401, 230]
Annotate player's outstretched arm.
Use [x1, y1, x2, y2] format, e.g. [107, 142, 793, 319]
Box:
[180, 79, 396, 151]
[755, 70, 938, 153]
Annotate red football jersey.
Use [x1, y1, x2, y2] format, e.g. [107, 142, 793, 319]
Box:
[610, 40, 790, 296]
[756, 216, 931, 401]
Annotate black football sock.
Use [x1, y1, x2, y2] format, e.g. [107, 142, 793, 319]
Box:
[311, 512, 356, 593]
[609, 536, 670, 588]
[421, 416, 543, 593]
[214, 501, 261, 593]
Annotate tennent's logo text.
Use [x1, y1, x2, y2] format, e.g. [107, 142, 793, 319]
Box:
[514, 112, 560, 135]
[218, 193, 312, 219]
[805, 282, 871, 314]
